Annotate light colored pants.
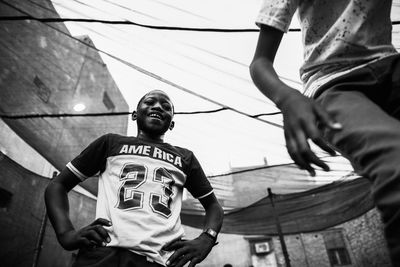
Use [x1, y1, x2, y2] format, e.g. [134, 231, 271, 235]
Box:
[316, 54, 400, 266]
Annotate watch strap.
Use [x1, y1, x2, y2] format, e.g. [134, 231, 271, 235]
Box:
[202, 228, 218, 240]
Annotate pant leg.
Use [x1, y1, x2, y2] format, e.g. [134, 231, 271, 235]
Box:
[72, 247, 165, 267]
[72, 247, 120, 267]
[316, 86, 400, 266]
[119, 250, 165, 267]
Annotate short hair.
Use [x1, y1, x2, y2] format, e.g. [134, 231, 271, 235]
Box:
[136, 90, 174, 113]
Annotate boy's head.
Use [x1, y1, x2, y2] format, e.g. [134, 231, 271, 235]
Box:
[132, 90, 175, 136]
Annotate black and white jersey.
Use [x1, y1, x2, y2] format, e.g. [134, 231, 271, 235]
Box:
[67, 133, 213, 265]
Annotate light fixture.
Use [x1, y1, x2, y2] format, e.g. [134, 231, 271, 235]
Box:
[73, 103, 86, 112]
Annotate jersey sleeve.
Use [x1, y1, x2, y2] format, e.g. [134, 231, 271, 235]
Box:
[184, 152, 213, 199]
[66, 134, 110, 181]
[255, 0, 298, 33]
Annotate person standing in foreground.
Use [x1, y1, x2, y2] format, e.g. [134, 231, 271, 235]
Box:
[249, 0, 400, 265]
[45, 90, 224, 267]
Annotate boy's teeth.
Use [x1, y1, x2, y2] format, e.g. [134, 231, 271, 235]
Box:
[150, 114, 161, 118]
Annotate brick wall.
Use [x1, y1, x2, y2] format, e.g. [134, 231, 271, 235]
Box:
[341, 208, 391, 267]
[272, 209, 391, 267]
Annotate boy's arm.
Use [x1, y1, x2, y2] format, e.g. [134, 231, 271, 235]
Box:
[249, 25, 341, 176]
[45, 168, 111, 250]
[198, 193, 223, 235]
[163, 193, 223, 267]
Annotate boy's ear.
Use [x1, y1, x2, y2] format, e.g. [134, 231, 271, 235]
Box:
[169, 121, 175, 130]
[131, 111, 137, 121]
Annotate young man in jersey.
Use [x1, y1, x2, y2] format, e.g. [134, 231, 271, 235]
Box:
[250, 0, 400, 265]
[45, 90, 224, 267]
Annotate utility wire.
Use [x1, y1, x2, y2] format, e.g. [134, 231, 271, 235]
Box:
[0, 108, 282, 119]
[1, 15, 399, 31]
[1, 0, 283, 128]
[0, 15, 298, 32]
[99, 0, 163, 22]
[207, 155, 342, 178]
[0, 107, 248, 119]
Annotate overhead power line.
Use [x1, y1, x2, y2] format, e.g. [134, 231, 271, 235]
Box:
[207, 155, 343, 179]
[0, 109, 282, 119]
[1, 15, 399, 31]
[0, 15, 301, 32]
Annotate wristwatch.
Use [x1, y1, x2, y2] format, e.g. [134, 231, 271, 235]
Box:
[203, 228, 218, 240]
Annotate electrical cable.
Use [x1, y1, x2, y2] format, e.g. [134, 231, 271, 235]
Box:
[1, 15, 399, 30]
[0, 109, 282, 119]
[0, 108, 234, 119]
[0, 15, 300, 32]
[206, 155, 343, 178]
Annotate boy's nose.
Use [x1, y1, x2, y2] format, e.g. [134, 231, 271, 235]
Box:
[152, 102, 163, 110]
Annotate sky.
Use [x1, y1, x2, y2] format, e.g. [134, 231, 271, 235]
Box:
[49, 0, 358, 176]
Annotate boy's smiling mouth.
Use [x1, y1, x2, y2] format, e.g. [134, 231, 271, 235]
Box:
[148, 112, 163, 120]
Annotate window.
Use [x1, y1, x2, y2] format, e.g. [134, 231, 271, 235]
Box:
[246, 237, 272, 256]
[323, 229, 352, 266]
[103, 91, 115, 111]
[0, 187, 12, 211]
[254, 241, 270, 254]
[327, 248, 351, 266]
[33, 76, 51, 103]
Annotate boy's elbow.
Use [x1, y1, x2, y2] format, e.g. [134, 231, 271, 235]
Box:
[217, 202, 224, 215]
[249, 58, 262, 82]
[44, 181, 66, 201]
[249, 59, 256, 77]
[212, 202, 224, 221]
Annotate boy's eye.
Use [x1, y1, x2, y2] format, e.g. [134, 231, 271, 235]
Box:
[163, 104, 172, 111]
[143, 99, 155, 105]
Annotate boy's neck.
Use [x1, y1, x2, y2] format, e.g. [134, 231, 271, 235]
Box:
[136, 131, 165, 143]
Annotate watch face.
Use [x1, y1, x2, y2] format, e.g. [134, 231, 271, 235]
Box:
[205, 229, 217, 237]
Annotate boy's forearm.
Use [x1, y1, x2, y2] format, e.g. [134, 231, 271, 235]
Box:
[203, 202, 224, 233]
[45, 182, 75, 237]
[250, 57, 299, 109]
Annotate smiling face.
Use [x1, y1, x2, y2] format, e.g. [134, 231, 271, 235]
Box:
[134, 90, 174, 138]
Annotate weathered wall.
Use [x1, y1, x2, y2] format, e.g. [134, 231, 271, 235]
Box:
[272, 209, 391, 267]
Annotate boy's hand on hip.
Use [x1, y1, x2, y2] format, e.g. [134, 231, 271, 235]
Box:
[278, 91, 342, 176]
[58, 218, 112, 250]
[162, 234, 216, 267]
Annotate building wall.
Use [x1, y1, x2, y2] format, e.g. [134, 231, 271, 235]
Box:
[0, 111, 98, 267]
[38, 190, 96, 267]
[0, 146, 96, 267]
[272, 209, 391, 267]
[272, 233, 331, 267]
[0, 154, 50, 267]
[341, 208, 391, 267]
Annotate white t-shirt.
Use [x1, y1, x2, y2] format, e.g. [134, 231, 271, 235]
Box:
[67, 134, 213, 265]
[256, 0, 398, 97]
